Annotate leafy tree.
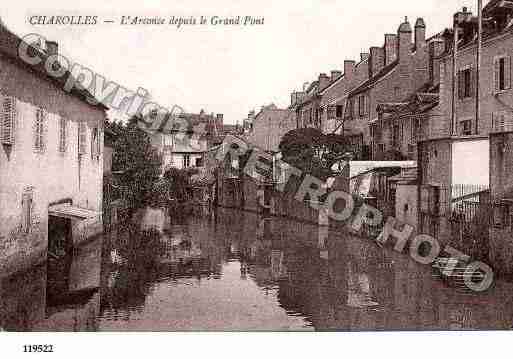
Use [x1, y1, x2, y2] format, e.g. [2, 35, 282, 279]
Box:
[112, 116, 162, 211]
[279, 128, 351, 180]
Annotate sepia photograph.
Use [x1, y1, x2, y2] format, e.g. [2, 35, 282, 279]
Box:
[1, 0, 513, 357]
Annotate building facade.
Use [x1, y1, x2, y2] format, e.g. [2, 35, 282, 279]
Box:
[245, 104, 295, 153]
[0, 23, 107, 276]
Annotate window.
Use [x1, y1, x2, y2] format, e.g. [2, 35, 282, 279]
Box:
[195, 157, 203, 167]
[411, 117, 420, 142]
[460, 120, 472, 136]
[495, 56, 511, 92]
[59, 118, 67, 152]
[336, 105, 343, 118]
[493, 203, 512, 229]
[21, 190, 33, 234]
[1, 96, 15, 145]
[393, 125, 400, 147]
[78, 122, 87, 155]
[458, 67, 473, 99]
[91, 127, 99, 160]
[34, 108, 45, 152]
[358, 95, 367, 117]
[378, 143, 385, 154]
[183, 154, 190, 168]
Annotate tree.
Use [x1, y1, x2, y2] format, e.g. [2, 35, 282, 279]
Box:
[279, 128, 351, 180]
[112, 116, 162, 211]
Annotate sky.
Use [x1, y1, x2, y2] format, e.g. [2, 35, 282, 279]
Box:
[1, 0, 484, 124]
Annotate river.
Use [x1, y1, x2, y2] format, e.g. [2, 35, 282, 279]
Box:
[1, 207, 513, 331]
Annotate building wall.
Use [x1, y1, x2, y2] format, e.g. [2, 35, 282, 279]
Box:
[320, 59, 370, 134]
[0, 54, 105, 276]
[489, 132, 513, 274]
[246, 108, 294, 152]
[438, 31, 513, 137]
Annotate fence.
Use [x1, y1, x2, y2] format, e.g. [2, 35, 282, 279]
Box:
[419, 183, 491, 261]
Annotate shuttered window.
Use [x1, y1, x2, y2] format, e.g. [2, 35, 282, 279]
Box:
[458, 67, 473, 99]
[34, 108, 45, 152]
[495, 56, 512, 92]
[358, 95, 367, 117]
[21, 191, 33, 234]
[91, 127, 101, 160]
[78, 122, 87, 155]
[1, 96, 16, 145]
[59, 118, 67, 152]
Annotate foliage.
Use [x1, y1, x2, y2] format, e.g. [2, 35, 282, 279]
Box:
[279, 128, 351, 180]
[159, 167, 199, 203]
[111, 116, 163, 211]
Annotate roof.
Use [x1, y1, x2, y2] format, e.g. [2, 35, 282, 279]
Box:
[375, 83, 440, 121]
[349, 161, 416, 178]
[349, 60, 399, 97]
[49, 203, 99, 220]
[389, 167, 418, 183]
[0, 21, 107, 111]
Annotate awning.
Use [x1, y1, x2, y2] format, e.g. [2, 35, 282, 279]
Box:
[48, 203, 99, 220]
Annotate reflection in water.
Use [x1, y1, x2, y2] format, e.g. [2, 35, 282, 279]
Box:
[2, 207, 513, 331]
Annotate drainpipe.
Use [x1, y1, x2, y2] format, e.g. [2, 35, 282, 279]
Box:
[451, 21, 459, 136]
[475, 0, 483, 135]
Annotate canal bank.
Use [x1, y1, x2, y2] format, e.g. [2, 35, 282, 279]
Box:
[2, 207, 513, 331]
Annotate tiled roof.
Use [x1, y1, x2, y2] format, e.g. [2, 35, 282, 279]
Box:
[349, 60, 399, 97]
[0, 21, 107, 110]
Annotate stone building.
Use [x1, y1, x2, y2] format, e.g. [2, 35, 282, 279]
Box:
[149, 110, 223, 171]
[346, 17, 440, 160]
[245, 104, 295, 153]
[417, 4, 513, 246]
[0, 22, 107, 276]
[489, 129, 513, 273]
[319, 55, 371, 157]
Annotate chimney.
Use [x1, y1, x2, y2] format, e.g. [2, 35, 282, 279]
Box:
[414, 18, 426, 50]
[330, 70, 342, 82]
[291, 92, 297, 106]
[360, 52, 370, 62]
[46, 40, 58, 56]
[369, 46, 385, 76]
[384, 34, 398, 65]
[429, 38, 445, 84]
[216, 114, 224, 128]
[318, 73, 330, 91]
[344, 60, 356, 81]
[397, 16, 412, 62]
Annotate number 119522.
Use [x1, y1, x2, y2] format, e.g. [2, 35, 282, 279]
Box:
[23, 345, 54, 353]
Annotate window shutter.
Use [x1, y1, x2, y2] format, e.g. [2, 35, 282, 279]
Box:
[21, 191, 33, 234]
[2, 96, 16, 145]
[469, 67, 475, 98]
[458, 70, 464, 99]
[78, 122, 87, 155]
[35, 108, 45, 151]
[495, 58, 500, 91]
[505, 56, 511, 90]
[59, 118, 66, 152]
